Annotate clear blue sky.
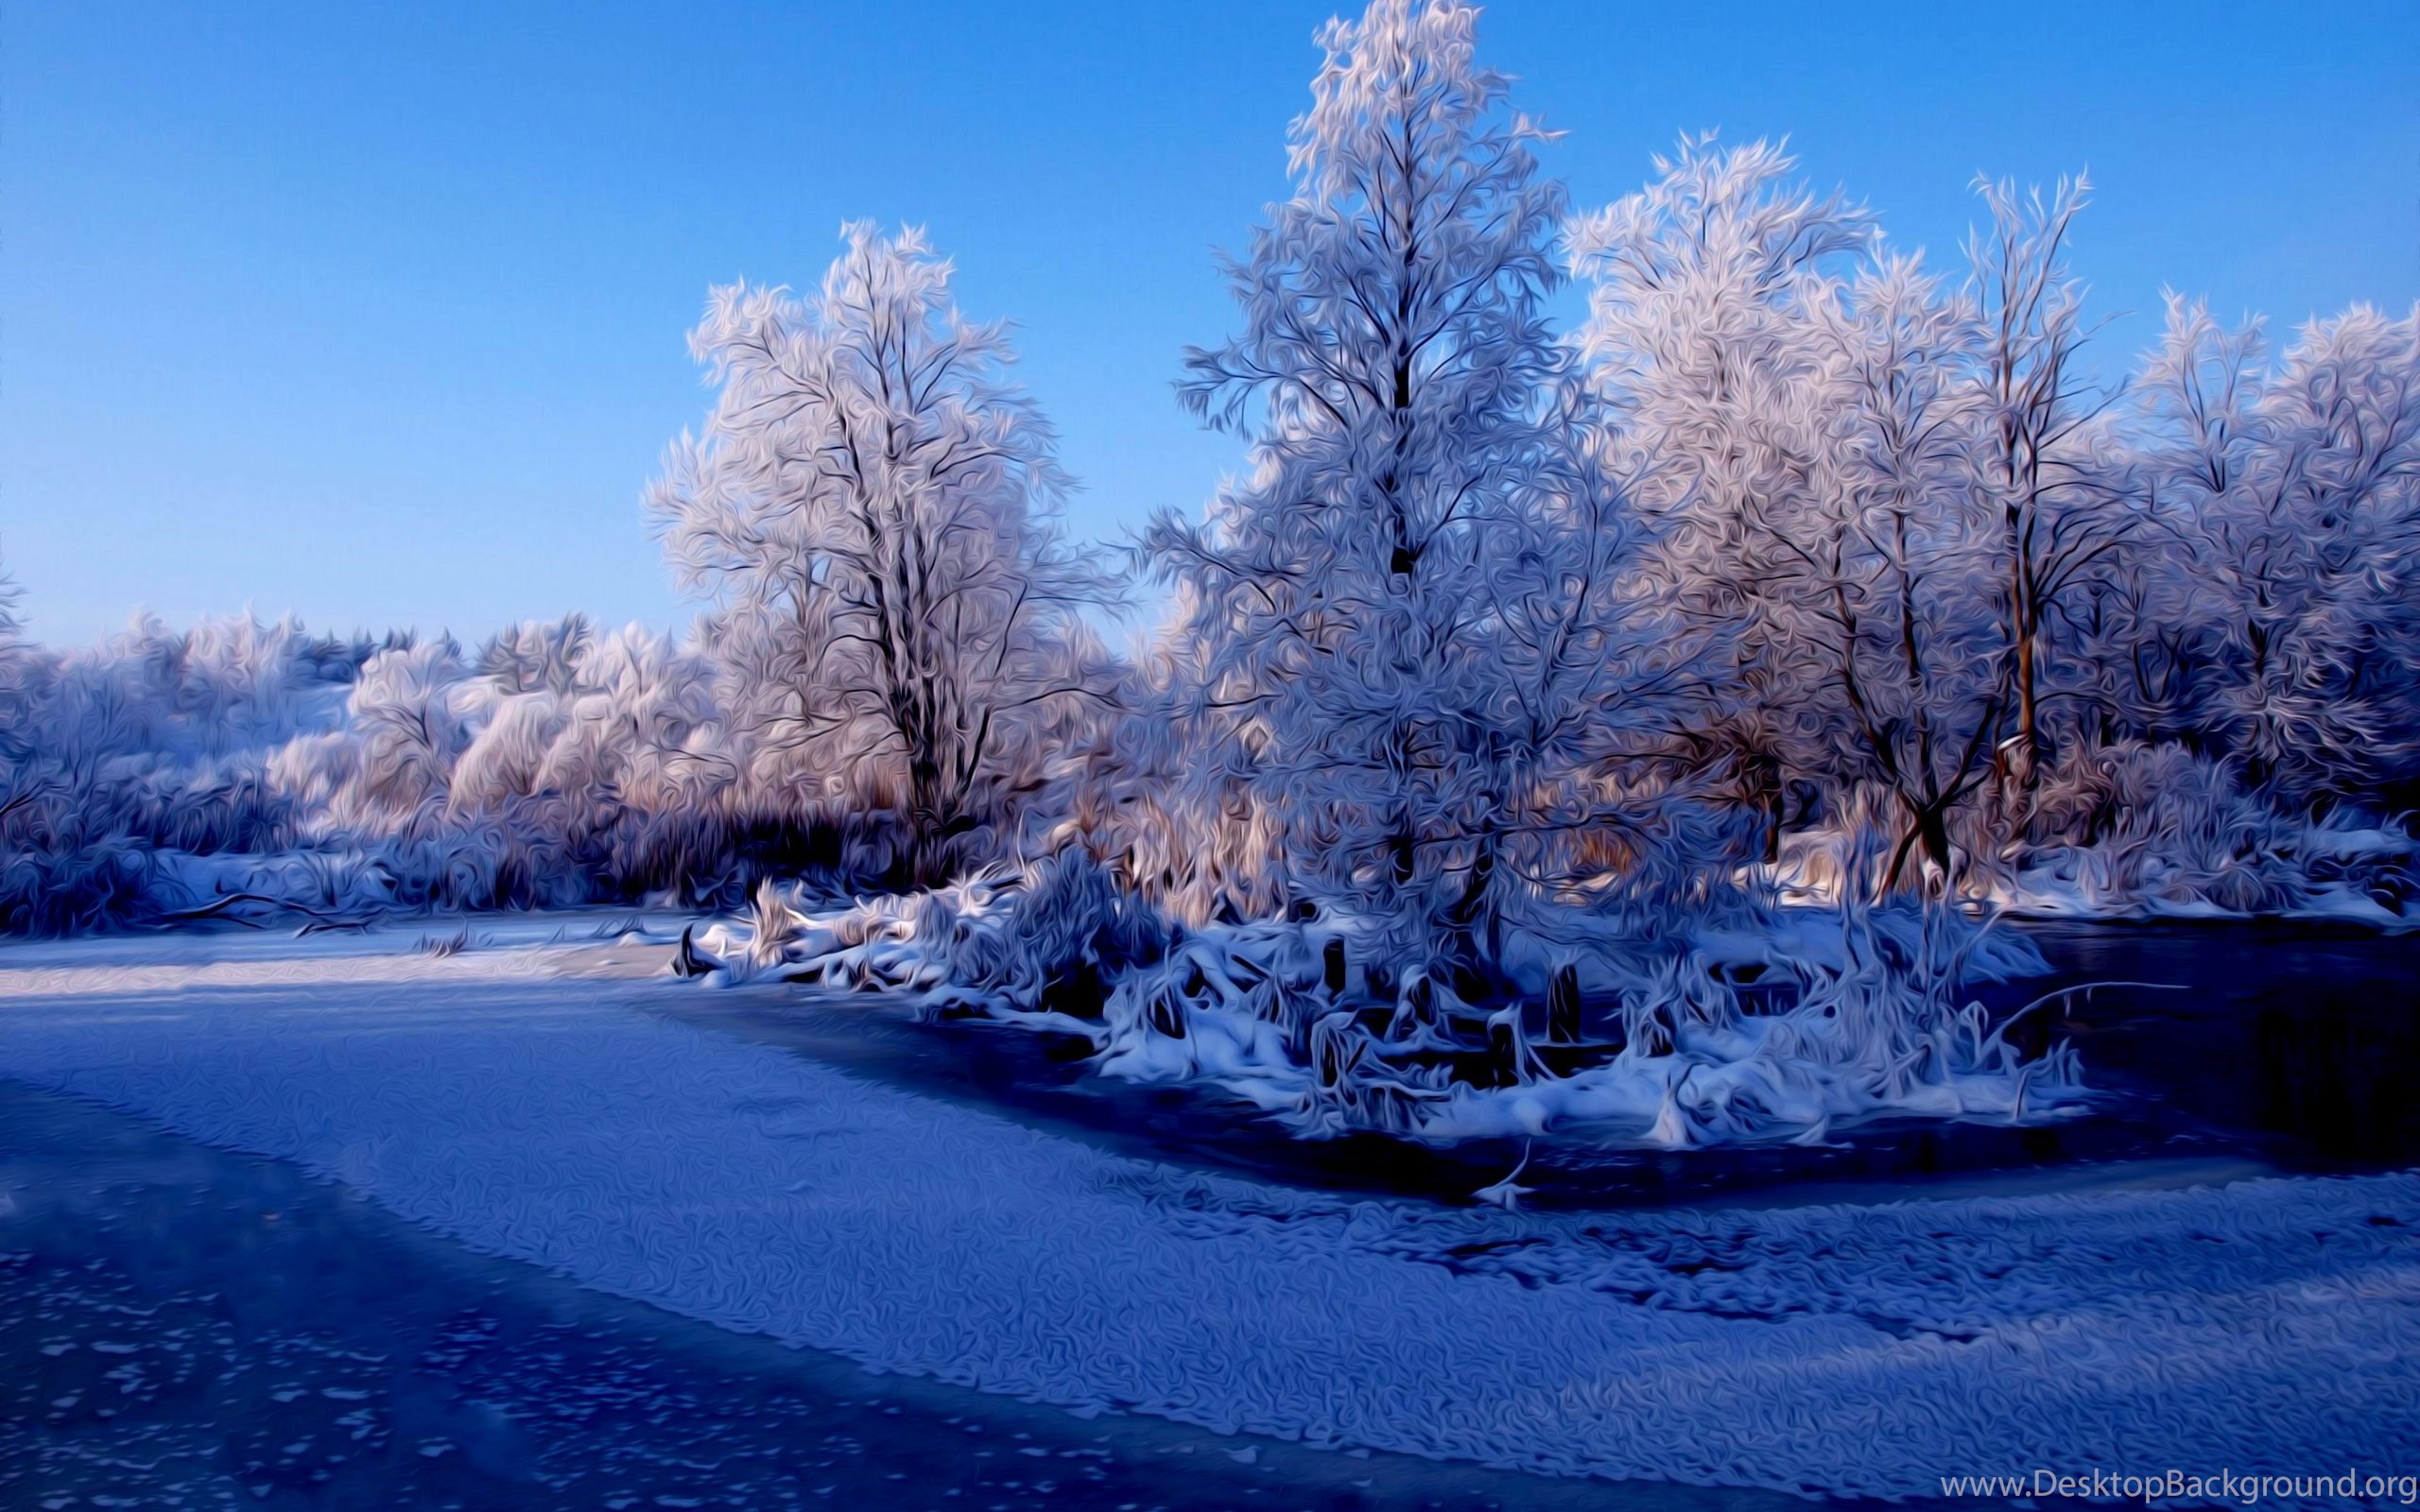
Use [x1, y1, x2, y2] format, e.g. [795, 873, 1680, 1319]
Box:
[6, 1, 2415, 645]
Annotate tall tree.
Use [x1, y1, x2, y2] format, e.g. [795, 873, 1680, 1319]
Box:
[1576, 144, 2021, 888]
[650, 225, 1115, 885]
[1147, 0, 1671, 969]
[1801, 259, 2008, 885]
[1967, 176, 2130, 793]
[1569, 136, 1875, 860]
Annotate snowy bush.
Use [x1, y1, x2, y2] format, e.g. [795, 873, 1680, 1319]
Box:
[0, 612, 372, 932]
[700, 848, 1167, 1018]
[1992, 742, 2417, 921]
[0, 607, 908, 934]
[693, 850, 2074, 1149]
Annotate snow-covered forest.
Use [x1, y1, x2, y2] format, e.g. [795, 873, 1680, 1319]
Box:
[4, 1, 2413, 1143]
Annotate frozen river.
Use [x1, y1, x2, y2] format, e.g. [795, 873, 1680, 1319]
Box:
[2, 917, 2414, 1507]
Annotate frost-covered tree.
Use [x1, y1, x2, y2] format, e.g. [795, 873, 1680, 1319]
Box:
[1147, 0, 1685, 969]
[1802, 260, 2008, 883]
[1576, 144, 2070, 888]
[2120, 297, 2274, 755]
[0, 549, 35, 833]
[2132, 299, 2420, 801]
[303, 638, 471, 826]
[1967, 176, 2134, 791]
[649, 225, 1117, 884]
[475, 613, 595, 698]
[2244, 306, 2420, 799]
[1570, 136, 1876, 858]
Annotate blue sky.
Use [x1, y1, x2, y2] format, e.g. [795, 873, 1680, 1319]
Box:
[6, 1, 2415, 645]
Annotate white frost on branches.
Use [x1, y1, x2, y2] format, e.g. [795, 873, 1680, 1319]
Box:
[649, 224, 1120, 884]
[1144, 0, 1701, 976]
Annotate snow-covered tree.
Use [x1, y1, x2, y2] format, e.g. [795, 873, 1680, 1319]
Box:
[475, 613, 595, 698]
[1576, 143, 2070, 888]
[1801, 259, 2008, 883]
[2118, 297, 2273, 756]
[1966, 175, 2134, 792]
[649, 225, 1118, 884]
[2246, 305, 2420, 799]
[0, 549, 22, 646]
[1569, 136, 1876, 859]
[311, 639, 471, 826]
[2132, 299, 2420, 801]
[1147, 0, 1686, 970]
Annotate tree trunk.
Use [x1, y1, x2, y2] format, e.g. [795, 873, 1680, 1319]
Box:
[1443, 836, 1500, 971]
[2011, 622, 2041, 791]
[1917, 802, 1952, 878]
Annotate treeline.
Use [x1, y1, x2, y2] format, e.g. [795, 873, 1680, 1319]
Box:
[3, 0, 2414, 947]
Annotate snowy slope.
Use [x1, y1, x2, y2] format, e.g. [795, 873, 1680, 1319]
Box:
[0, 932, 2412, 1502]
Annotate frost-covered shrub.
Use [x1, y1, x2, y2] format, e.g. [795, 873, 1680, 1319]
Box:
[1994, 743, 2416, 920]
[0, 844, 162, 936]
[0, 607, 919, 934]
[0, 613, 379, 933]
[270, 620, 806, 913]
[708, 850, 1170, 1015]
[1041, 672, 1292, 930]
[1072, 891, 2073, 1145]
[694, 842, 2074, 1150]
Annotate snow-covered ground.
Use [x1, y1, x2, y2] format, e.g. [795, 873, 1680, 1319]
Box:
[1, 923, 2414, 1503]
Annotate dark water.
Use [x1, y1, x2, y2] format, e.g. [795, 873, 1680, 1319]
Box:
[665, 919, 2420, 1212]
[2017, 919, 2420, 1168]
